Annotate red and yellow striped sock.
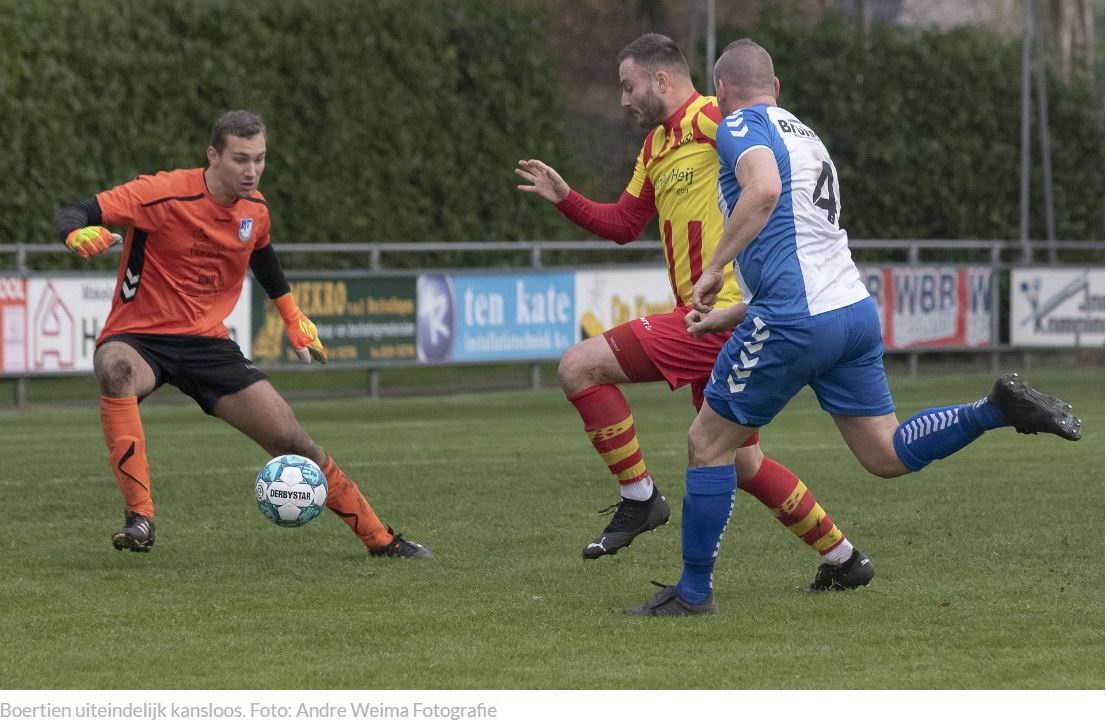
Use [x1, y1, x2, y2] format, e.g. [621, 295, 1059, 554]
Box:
[567, 385, 650, 491]
[99, 395, 154, 518]
[743, 456, 845, 556]
[321, 457, 392, 549]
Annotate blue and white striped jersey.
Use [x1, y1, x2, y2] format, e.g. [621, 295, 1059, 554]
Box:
[716, 103, 869, 320]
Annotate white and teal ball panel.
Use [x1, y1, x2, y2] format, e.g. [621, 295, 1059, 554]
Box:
[255, 454, 329, 528]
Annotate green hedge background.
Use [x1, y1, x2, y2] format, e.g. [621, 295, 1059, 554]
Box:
[1, 1, 1102, 254]
[728, 13, 1104, 243]
[0, 0, 569, 247]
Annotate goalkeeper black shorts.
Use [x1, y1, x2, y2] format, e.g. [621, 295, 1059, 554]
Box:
[99, 333, 268, 415]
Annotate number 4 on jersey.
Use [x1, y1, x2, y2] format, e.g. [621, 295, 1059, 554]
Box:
[812, 161, 838, 224]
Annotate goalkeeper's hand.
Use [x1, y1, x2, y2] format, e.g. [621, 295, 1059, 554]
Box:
[65, 226, 122, 259]
[274, 293, 328, 364]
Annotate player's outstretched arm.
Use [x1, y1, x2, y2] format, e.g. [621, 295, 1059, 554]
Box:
[515, 159, 570, 204]
[515, 158, 655, 244]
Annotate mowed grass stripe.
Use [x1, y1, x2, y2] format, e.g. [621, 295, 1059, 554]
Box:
[0, 368, 1101, 689]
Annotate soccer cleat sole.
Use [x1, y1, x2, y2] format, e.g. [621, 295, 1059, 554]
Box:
[989, 373, 1082, 441]
[111, 532, 153, 553]
[801, 575, 874, 592]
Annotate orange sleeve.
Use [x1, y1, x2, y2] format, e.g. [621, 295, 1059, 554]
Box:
[96, 172, 177, 231]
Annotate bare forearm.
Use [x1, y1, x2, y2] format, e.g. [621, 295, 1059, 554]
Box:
[706, 192, 775, 273]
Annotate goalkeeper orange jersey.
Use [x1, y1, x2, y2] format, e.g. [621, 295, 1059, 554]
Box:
[96, 168, 271, 341]
[626, 93, 741, 309]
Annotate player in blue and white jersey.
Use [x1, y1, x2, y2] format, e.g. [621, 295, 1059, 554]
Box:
[626, 39, 1083, 616]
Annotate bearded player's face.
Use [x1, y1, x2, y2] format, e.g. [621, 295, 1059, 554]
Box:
[619, 59, 667, 128]
[209, 133, 267, 199]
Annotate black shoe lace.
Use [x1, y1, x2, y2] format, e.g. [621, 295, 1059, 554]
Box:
[596, 497, 649, 533]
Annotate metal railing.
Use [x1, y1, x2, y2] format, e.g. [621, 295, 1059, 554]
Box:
[1, 238, 1103, 405]
[2, 238, 1103, 274]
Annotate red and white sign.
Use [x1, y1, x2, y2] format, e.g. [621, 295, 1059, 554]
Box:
[1, 277, 27, 373]
[858, 266, 992, 349]
[0, 275, 252, 373]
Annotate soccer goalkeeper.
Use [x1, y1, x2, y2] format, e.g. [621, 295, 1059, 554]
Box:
[53, 110, 432, 560]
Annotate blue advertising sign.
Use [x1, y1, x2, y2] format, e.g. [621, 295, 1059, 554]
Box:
[417, 272, 575, 362]
[416, 274, 456, 362]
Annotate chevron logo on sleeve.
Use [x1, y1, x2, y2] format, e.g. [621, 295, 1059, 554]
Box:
[726, 112, 749, 138]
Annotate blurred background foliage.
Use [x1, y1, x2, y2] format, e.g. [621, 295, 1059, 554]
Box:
[0, 0, 572, 248]
[0, 0, 1102, 261]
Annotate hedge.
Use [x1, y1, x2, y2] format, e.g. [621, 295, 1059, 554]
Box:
[711, 14, 1104, 243]
[2, 3, 1101, 261]
[0, 0, 571, 253]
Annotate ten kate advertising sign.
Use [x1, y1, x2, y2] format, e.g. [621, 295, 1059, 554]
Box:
[416, 272, 575, 362]
[1010, 268, 1104, 347]
[251, 277, 416, 364]
[858, 266, 993, 349]
[0, 276, 251, 374]
[574, 269, 674, 338]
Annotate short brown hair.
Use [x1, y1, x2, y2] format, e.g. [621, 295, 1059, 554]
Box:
[210, 110, 265, 152]
[617, 33, 689, 75]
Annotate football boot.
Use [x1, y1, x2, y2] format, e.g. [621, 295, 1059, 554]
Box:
[625, 582, 717, 616]
[111, 510, 156, 552]
[582, 487, 670, 560]
[987, 372, 1082, 441]
[369, 527, 434, 559]
[808, 548, 874, 591]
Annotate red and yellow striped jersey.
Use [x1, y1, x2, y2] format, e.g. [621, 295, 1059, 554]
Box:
[625, 93, 741, 309]
[96, 168, 272, 340]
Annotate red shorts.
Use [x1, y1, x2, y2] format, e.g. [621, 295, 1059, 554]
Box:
[603, 306, 759, 445]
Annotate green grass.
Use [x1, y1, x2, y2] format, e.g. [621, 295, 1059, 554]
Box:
[0, 368, 1102, 689]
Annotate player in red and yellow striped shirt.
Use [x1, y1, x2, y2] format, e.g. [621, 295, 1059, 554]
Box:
[517, 34, 870, 589]
[54, 110, 431, 560]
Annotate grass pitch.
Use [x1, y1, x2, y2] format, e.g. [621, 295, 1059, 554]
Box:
[0, 368, 1102, 689]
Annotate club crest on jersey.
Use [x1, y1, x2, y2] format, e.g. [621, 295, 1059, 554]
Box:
[238, 218, 254, 242]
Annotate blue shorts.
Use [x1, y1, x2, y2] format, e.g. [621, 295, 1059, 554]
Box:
[703, 297, 895, 427]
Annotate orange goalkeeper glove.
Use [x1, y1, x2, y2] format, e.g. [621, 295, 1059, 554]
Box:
[65, 226, 121, 259]
[274, 293, 328, 364]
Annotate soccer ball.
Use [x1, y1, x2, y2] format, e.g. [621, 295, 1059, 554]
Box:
[254, 454, 328, 528]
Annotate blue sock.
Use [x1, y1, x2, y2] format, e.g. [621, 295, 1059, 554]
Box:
[892, 398, 1006, 472]
[676, 465, 737, 605]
